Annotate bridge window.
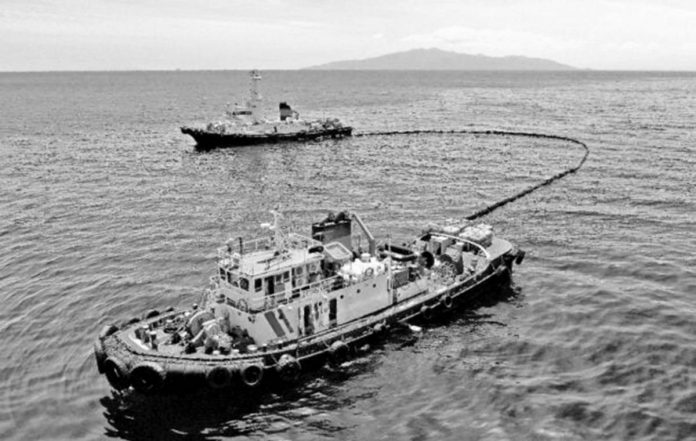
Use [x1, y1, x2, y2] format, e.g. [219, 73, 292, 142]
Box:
[240, 277, 249, 291]
[254, 278, 263, 293]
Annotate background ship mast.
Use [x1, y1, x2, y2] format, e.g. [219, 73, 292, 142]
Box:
[247, 70, 262, 123]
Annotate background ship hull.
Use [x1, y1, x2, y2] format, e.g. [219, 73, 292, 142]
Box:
[181, 126, 353, 149]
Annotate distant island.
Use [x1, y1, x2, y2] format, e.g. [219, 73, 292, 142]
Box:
[305, 48, 576, 71]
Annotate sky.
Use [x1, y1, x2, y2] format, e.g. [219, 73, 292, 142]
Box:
[1, 0, 695, 71]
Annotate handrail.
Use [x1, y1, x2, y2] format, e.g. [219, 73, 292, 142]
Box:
[429, 233, 491, 261]
[219, 274, 346, 312]
[217, 233, 321, 260]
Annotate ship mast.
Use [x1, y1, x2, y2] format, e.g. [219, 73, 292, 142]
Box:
[248, 70, 263, 123]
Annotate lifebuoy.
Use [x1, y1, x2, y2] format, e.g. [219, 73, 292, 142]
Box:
[129, 361, 166, 393]
[206, 365, 233, 389]
[103, 357, 130, 390]
[276, 354, 301, 382]
[441, 294, 453, 309]
[329, 340, 350, 365]
[364, 267, 375, 278]
[241, 363, 264, 387]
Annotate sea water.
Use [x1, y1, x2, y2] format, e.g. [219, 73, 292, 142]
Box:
[0, 70, 694, 440]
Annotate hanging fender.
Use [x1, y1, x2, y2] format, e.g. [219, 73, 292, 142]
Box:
[241, 363, 264, 387]
[329, 340, 350, 365]
[276, 354, 301, 382]
[129, 361, 166, 394]
[103, 357, 130, 390]
[206, 365, 234, 389]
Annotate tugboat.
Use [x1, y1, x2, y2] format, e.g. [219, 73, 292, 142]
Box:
[181, 70, 352, 150]
[94, 211, 524, 393]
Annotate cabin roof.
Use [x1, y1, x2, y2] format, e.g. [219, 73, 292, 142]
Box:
[237, 247, 323, 277]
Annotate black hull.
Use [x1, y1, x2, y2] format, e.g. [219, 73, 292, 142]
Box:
[181, 126, 353, 150]
[95, 250, 522, 395]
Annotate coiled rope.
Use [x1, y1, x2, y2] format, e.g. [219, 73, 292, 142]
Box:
[353, 129, 589, 220]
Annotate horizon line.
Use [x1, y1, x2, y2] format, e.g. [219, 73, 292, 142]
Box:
[2, 68, 696, 74]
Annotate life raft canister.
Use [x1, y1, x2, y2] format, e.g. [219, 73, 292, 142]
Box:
[276, 354, 301, 382]
[103, 357, 130, 390]
[241, 363, 264, 387]
[206, 365, 234, 389]
[329, 340, 350, 365]
[129, 361, 166, 393]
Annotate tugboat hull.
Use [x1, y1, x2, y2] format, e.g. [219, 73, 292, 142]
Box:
[94, 242, 522, 394]
[181, 126, 353, 150]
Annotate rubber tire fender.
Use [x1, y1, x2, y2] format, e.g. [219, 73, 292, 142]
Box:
[329, 340, 350, 366]
[515, 250, 526, 265]
[94, 339, 107, 373]
[144, 309, 160, 319]
[103, 357, 130, 390]
[129, 361, 166, 394]
[420, 304, 433, 320]
[241, 363, 264, 388]
[276, 354, 301, 382]
[98, 324, 119, 340]
[441, 294, 454, 309]
[206, 365, 233, 389]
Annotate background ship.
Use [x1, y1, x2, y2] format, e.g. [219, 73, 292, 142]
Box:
[181, 70, 352, 149]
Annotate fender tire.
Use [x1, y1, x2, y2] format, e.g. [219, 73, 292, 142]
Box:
[94, 339, 107, 373]
[515, 250, 526, 265]
[241, 363, 264, 388]
[130, 361, 166, 394]
[103, 357, 130, 390]
[206, 366, 233, 389]
[276, 354, 301, 382]
[98, 324, 119, 340]
[329, 341, 350, 366]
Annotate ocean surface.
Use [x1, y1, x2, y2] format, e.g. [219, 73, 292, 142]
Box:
[0, 70, 694, 441]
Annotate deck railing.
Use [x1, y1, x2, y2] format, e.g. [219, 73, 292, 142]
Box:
[216, 273, 348, 313]
[217, 233, 322, 261]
